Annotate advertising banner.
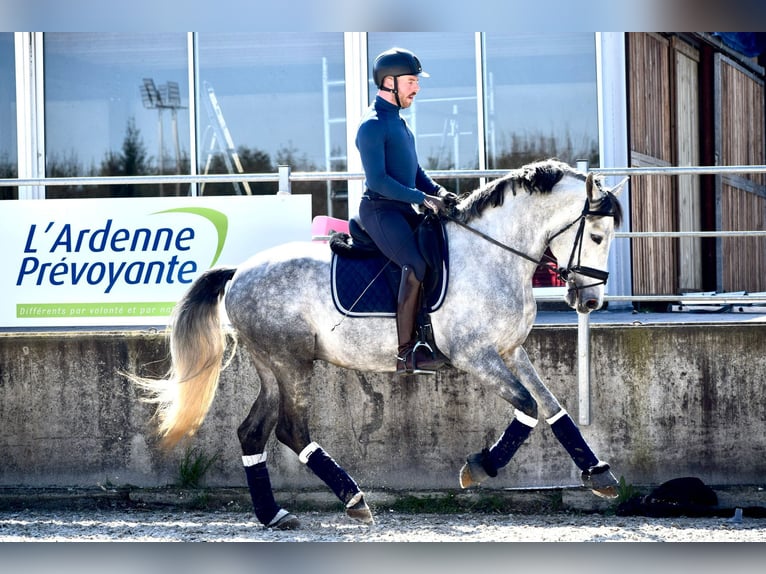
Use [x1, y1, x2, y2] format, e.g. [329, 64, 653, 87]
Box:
[0, 194, 312, 328]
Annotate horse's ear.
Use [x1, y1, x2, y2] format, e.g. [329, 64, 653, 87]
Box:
[609, 177, 629, 197]
[586, 172, 595, 201]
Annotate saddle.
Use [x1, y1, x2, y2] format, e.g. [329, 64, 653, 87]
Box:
[329, 214, 449, 318]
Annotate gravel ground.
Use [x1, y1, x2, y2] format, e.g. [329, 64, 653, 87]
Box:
[2, 507, 766, 542]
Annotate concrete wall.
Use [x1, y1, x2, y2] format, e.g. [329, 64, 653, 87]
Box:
[1, 321, 764, 491]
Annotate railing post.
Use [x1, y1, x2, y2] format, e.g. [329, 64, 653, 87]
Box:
[577, 312, 591, 425]
[278, 165, 291, 195]
[575, 159, 591, 425]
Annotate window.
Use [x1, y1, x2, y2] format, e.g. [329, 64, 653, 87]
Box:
[483, 33, 599, 168]
[43, 33, 190, 198]
[484, 34, 599, 289]
[0, 33, 16, 200]
[196, 33, 347, 217]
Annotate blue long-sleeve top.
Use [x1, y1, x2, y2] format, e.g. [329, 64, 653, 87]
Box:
[355, 96, 440, 205]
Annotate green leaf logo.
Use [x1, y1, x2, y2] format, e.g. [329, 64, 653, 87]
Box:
[152, 207, 228, 267]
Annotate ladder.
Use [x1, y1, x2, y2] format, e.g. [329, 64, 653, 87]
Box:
[200, 81, 252, 195]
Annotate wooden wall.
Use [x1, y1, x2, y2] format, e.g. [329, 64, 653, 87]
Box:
[675, 40, 703, 293]
[717, 56, 766, 293]
[628, 33, 765, 298]
[628, 33, 679, 296]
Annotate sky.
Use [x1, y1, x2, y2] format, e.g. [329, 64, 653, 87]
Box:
[2, 1, 764, 33]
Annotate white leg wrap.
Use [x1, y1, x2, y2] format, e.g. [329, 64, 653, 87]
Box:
[298, 441, 321, 464]
[242, 453, 267, 467]
[545, 409, 568, 425]
[513, 409, 539, 428]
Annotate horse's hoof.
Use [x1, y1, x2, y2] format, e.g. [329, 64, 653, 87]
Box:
[459, 452, 491, 489]
[581, 461, 619, 499]
[346, 494, 375, 525]
[459, 463, 477, 488]
[268, 512, 301, 530]
[591, 485, 619, 499]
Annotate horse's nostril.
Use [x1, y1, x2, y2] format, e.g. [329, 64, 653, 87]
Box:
[585, 299, 599, 310]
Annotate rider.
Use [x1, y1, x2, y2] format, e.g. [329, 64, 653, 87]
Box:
[355, 47, 457, 377]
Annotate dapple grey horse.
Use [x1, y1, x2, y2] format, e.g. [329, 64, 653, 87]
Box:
[130, 159, 627, 529]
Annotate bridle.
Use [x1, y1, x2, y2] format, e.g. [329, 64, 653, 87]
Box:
[443, 195, 618, 291]
[547, 198, 615, 292]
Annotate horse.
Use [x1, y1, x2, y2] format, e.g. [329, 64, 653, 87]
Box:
[129, 158, 627, 530]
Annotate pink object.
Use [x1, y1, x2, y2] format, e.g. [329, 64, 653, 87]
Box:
[311, 216, 349, 242]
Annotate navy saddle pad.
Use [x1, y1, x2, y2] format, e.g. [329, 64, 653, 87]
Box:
[329, 217, 448, 318]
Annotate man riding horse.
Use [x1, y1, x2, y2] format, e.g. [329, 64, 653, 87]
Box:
[355, 47, 458, 377]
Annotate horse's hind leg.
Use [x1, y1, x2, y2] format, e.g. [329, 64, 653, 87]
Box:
[294, 442, 373, 525]
[272, 361, 374, 525]
[238, 360, 300, 530]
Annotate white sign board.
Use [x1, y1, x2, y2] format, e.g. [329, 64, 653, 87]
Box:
[0, 195, 312, 327]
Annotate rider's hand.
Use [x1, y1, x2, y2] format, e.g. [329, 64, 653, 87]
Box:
[437, 186, 459, 207]
[422, 194, 448, 215]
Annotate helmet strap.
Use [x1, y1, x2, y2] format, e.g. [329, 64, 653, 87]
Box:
[380, 76, 402, 108]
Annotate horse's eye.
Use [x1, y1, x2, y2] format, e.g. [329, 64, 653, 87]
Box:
[590, 234, 603, 245]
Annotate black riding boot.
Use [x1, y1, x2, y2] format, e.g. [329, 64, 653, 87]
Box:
[396, 266, 442, 376]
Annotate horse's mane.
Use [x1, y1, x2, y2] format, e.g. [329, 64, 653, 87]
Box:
[453, 158, 586, 224]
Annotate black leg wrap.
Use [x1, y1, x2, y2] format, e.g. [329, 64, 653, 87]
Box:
[485, 418, 534, 474]
[306, 446, 361, 506]
[479, 448, 498, 478]
[460, 417, 535, 488]
[243, 462, 282, 526]
[549, 413, 599, 471]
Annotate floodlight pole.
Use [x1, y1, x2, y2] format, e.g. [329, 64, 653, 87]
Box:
[141, 78, 187, 195]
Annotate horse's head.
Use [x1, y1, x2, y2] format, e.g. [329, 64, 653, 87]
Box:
[548, 172, 627, 314]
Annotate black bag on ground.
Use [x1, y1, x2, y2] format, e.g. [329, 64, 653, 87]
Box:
[616, 476, 766, 518]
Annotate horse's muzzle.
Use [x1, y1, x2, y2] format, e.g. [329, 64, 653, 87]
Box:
[565, 281, 604, 314]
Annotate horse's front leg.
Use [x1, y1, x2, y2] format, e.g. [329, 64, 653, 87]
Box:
[453, 349, 541, 489]
[506, 345, 618, 499]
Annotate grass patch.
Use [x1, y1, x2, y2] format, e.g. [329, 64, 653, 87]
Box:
[387, 493, 466, 514]
[615, 475, 640, 505]
[177, 446, 220, 489]
[601, 475, 643, 515]
[385, 490, 565, 515]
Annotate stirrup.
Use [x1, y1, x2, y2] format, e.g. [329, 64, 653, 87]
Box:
[416, 314, 450, 369]
[413, 340, 449, 370]
[395, 346, 436, 377]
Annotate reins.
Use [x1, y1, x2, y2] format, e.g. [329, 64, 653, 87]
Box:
[444, 197, 616, 288]
[443, 213, 553, 267]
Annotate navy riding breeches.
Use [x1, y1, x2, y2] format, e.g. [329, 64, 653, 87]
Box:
[358, 197, 427, 282]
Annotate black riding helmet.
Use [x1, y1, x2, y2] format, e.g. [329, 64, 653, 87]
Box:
[373, 47, 429, 107]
